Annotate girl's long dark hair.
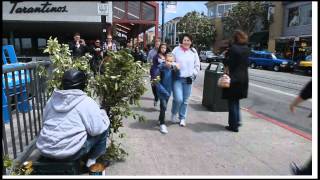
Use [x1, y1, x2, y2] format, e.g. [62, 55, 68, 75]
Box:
[157, 43, 172, 55]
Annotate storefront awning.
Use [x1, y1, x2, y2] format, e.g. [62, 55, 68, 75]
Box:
[112, 1, 158, 38]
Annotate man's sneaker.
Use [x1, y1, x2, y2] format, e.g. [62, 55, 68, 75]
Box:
[160, 124, 168, 134]
[180, 119, 186, 127]
[171, 114, 179, 124]
[154, 100, 158, 107]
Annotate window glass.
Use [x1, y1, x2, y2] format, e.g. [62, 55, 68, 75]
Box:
[14, 38, 21, 55]
[3, 38, 8, 45]
[217, 5, 224, 17]
[300, 4, 311, 25]
[264, 54, 272, 59]
[211, 7, 216, 17]
[256, 53, 263, 58]
[288, 7, 299, 27]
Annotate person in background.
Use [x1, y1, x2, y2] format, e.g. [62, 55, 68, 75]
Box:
[69, 32, 87, 57]
[222, 30, 250, 133]
[171, 33, 200, 127]
[89, 38, 104, 75]
[156, 53, 180, 134]
[147, 38, 161, 64]
[36, 69, 110, 170]
[289, 80, 312, 175]
[150, 43, 170, 107]
[103, 34, 117, 54]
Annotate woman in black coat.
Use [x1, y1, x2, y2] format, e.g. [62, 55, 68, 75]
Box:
[222, 30, 250, 132]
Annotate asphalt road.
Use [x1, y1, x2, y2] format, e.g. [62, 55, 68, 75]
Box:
[194, 62, 312, 134]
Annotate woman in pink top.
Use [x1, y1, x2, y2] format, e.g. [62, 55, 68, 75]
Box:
[170, 33, 200, 127]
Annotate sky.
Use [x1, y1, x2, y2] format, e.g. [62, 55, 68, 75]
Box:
[159, 1, 208, 23]
[148, 1, 207, 31]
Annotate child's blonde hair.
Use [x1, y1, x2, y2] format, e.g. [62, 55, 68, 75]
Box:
[165, 53, 175, 60]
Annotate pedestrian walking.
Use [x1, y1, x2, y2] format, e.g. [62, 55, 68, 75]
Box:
[156, 53, 180, 134]
[150, 43, 170, 107]
[222, 30, 250, 132]
[89, 38, 104, 75]
[147, 38, 161, 64]
[36, 69, 110, 170]
[171, 33, 200, 127]
[289, 80, 312, 175]
[69, 32, 87, 57]
[147, 38, 161, 107]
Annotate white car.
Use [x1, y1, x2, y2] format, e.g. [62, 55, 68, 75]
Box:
[199, 51, 218, 63]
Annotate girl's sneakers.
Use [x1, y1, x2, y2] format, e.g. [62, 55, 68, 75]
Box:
[160, 124, 168, 134]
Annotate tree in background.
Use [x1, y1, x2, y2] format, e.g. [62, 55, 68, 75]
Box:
[222, 2, 270, 37]
[177, 11, 216, 51]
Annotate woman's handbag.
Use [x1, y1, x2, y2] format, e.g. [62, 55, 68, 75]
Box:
[217, 65, 230, 88]
[217, 74, 231, 88]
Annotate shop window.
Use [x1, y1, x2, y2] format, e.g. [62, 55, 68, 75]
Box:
[21, 38, 33, 56]
[14, 38, 21, 55]
[37, 38, 47, 55]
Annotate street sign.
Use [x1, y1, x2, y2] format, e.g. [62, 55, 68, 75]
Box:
[97, 2, 112, 23]
[165, 1, 177, 13]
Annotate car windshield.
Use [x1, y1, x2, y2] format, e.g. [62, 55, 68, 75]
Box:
[305, 55, 312, 61]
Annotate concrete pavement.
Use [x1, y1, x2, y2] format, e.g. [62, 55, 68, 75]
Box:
[105, 82, 312, 176]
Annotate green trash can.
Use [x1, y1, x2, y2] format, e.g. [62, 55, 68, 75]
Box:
[202, 62, 228, 112]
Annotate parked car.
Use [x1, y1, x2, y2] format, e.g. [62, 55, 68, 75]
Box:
[199, 51, 218, 63]
[249, 50, 295, 72]
[295, 55, 312, 75]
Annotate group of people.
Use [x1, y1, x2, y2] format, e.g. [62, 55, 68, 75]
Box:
[68, 32, 118, 75]
[34, 30, 311, 175]
[149, 34, 201, 133]
[148, 31, 249, 134]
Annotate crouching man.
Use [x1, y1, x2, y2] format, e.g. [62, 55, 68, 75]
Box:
[36, 69, 110, 169]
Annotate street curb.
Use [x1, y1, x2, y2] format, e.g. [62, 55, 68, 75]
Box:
[241, 107, 312, 141]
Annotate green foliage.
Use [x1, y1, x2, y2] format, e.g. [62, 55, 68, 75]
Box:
[3, 155, 33, 175]
[40, 37, 147, 162]
[98, 140, 128, 162]
[222, 2, 269, 37]
[177, 11, 216, 50]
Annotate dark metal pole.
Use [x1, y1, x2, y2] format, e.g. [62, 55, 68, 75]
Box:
[101, 1, 107, 46]
[161, 1, 165, 42]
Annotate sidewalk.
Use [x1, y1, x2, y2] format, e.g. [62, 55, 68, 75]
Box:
[105, 82, 312, 176]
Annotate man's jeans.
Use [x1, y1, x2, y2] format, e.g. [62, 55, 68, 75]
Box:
[66, 130, 108, 161]
[171, 78, 192, 120]
[159, 98, 169, 125]
[228, 99, 241, 129]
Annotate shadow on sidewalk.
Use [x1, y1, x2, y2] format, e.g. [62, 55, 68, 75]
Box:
[140, 97, 155, 101]
[186, 122, 226, 133]
[129, 119, 159, 131]
[189, 103, 209, 112]
[131, 106, 159, 112]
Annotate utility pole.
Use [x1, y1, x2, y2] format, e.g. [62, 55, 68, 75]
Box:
[161, 1, 165, 42]
[101, 1, 107, 46]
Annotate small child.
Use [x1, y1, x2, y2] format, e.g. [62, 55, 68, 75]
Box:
[156, 53, 180, 134]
